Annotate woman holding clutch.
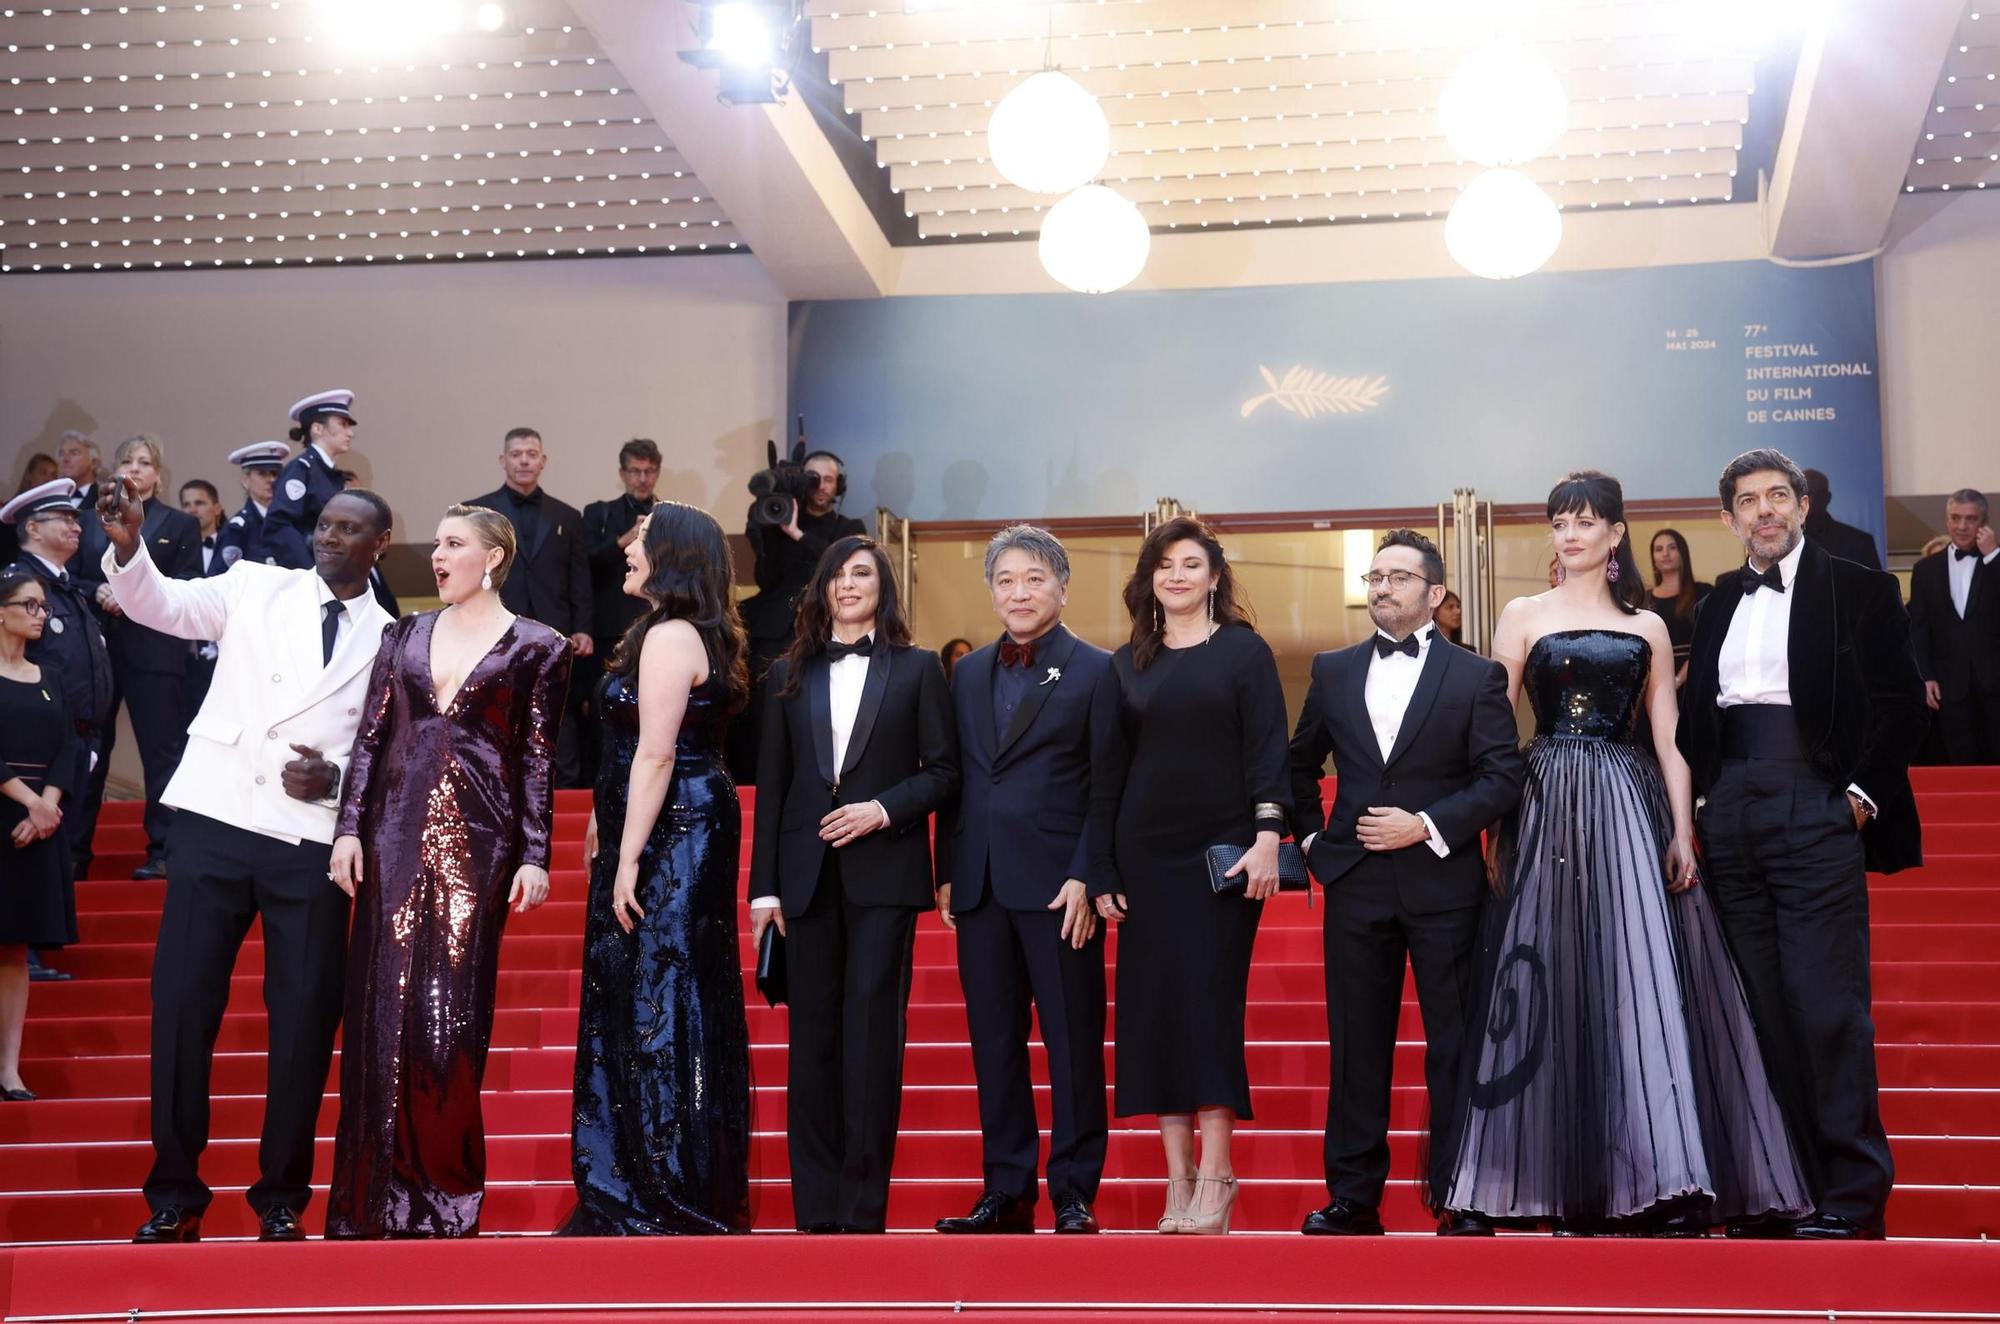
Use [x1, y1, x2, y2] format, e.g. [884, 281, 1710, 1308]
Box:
[1089, 516, 1291, 1234]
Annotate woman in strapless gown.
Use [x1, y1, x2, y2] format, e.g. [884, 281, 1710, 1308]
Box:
[1446, 471, 1811, 1234]
[560, 503, 755, 1236]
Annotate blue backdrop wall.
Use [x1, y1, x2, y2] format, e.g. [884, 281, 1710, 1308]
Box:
[789, 258, 1885, 552]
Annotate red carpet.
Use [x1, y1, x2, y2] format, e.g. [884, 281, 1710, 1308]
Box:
[2, 768, 1997, 1320]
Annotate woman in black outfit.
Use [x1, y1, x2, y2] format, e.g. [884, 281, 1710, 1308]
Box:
[0, 567, 84, 1101]
[1646, 528, 1710, 686]
[1090, 517, 1290, 1235]
[748, 535, 958, 1233]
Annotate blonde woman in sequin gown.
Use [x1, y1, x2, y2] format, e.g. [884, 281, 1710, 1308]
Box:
[325, 506, 571, 1238]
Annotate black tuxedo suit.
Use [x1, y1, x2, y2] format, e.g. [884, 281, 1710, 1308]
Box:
[575, 494, 654, 787]
[72, 496, 203, 858]
[935, 626, 1112, 1206]
[1677, 537, 1926, 1230]
[1806, 518, 1882, 571]
[1287, 632, 1524, 1210]
[749, 642, 958, 1230]
[467, 485, 590, 784]
[1908, 547, 2000, 764]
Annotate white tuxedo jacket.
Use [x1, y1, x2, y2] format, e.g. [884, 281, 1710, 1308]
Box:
[103, 542, 393, 845]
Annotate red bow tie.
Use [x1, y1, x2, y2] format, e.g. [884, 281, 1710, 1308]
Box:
[998, 639, 1037, 669]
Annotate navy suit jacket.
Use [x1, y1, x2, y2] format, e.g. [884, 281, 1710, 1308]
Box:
[937, 625, 1116, 912]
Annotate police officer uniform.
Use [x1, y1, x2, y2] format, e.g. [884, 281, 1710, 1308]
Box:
[212, 441, 289, 574]
[1, 480, 113, 877]
[262, 392, 353, 570]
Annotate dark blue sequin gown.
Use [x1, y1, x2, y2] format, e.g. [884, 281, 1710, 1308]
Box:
[559, 669, 753, 1235]
[327, 611, 573, 1239]
[1447, 629, 1811, 1229]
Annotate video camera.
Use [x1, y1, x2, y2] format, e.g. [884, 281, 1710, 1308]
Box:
[747, 421, 830, 528]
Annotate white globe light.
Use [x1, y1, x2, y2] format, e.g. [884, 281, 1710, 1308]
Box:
[1445, 168, 1562, 280]
[988, 71, 1111, 195]
[474, 2, 507, 33]
[1439, 43, 1567, 166]
[1038, 185, 1150, 293]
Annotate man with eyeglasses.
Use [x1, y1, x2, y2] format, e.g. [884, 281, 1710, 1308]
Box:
[1286, 528, 1524, 1237]
[3, 479, 114, 946]
[578, 438, 662, 785]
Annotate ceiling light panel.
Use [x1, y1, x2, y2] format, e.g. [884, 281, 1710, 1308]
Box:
[1904, 1, 2000, 195]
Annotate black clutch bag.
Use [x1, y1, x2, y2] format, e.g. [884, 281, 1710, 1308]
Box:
[756, 922, 788, 1008]
[1205, 842, 1311, 896]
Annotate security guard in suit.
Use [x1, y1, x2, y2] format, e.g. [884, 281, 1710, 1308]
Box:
[263, 391, 355, 570]
[2, 480, 114, 878]
[213, 441, 289, 572]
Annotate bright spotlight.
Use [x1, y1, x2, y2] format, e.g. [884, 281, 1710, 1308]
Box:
[473, 2, 507, 33]
[316, 0, 459, 51]
[708, 3, 778, 69]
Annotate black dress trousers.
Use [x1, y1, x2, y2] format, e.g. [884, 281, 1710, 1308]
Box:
[144, 811, 348, 1218]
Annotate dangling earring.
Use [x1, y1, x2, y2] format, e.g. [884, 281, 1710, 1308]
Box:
[1556, 562, 1567, 585]
[481, 569, 494, 592]
[1207, 586, 1216, 629]
[1606, 556, 1621, 585]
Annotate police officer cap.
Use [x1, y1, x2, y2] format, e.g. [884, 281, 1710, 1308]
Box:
[0, 478, 78, 525]
[288, 389, 357, 426]
[227, 441, 291, 471]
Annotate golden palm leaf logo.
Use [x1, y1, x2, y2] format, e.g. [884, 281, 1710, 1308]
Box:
[1240, 366, 1389, 419]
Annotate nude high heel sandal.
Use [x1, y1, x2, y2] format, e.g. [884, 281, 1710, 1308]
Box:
[1156, 1176, 1197, 1233]
[1179, 1176, 1238, 1234]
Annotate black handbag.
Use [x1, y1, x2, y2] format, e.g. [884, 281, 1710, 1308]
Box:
[756, 922, 788, 1008]
[1205, 842, 1311, 899]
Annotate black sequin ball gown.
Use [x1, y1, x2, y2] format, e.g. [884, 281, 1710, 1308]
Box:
[1447, 628, 1812, 1231]
[559, 669, 753, 1235]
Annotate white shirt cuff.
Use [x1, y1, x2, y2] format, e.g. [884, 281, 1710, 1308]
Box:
[1844, 784, 1878, 818]
[872, 800, 891, 830]
[1419, 811, 1450, 859]
[1301, 832, 1316, 855]
[1982, 548, 2000, 564]
[750, 896, 781, 911]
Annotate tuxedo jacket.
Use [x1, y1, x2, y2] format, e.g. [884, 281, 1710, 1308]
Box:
[1808, 519, 1882, 571]
[73, 496, 203, 674]
[1908, 548, 2000, 699]
[466, 487, 593, 639]
[100, 540, 393, 845]
[580, 494, 652, 645]
[1678, 537, 1928, 874]
[935, 625, 1116, 912]
[1287, 636, 1524, 914]
[749, 643, 960, 917]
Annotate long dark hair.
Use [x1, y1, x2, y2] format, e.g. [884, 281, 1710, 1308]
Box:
[777, 534, 912, 698]
[1547, 470, 1644, 614]
[1123, 516, 1255, 671]
[1649, 526, 1698, 622]
[608, 501, 750, 715]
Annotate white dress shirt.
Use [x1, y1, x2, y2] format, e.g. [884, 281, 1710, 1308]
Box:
[316, 574, 367, 660]
[1948, 544, 2000, 618]
[1305, 623, 1449, 858]
[1717, 538, 1874, 810]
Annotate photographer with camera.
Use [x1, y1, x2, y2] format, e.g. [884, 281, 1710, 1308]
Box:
[731, 440, 865, 782]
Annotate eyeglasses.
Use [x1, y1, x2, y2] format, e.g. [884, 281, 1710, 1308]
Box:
[0, 599, 51, 616]
[1358, 571, 1435, 591]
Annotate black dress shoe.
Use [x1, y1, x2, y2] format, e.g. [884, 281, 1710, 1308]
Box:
[1301, 1199, 1384, 1236]
[1053, 1194, 1099, 1234]
[1791, 1213, 1882, 1241]
[27, 963, 71, 982]
[935, 1191, 1036, 1234]
[133, 854, 169, 880]
[133, 1207, 203, 1244]
[1724, 1215, 1797, 1240]
[257, 1206, 305, 1242]
[800, 1222, 840, 1234]
[1, 1086, 36, 1101]
[1437, 1211, 1496, 1236]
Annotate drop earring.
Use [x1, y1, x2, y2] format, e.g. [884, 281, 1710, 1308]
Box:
[1207, 586, 1216, 630]
[481, 570, 494, 592]
[1606, 556, 1621, 584]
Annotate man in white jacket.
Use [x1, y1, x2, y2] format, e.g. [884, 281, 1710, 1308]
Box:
[95, 479, 394, 1244]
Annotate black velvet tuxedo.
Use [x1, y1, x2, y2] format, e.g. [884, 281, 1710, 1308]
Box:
[1676, 536, 1926, 1231]
[464, 486, 592, 638]
[749, 643, 958, 1230]
[1908, 546, 2000, 764]
[935, 626, 1113, 1207]
[1287, 633, 1524, 1211]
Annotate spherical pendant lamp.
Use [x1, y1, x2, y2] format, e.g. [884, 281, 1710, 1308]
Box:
[1439, 43, 1567, 166]
[988, 71, 1112, 195]
[1445, 168, 1562, 279]
[1038, 184, 1150, 293]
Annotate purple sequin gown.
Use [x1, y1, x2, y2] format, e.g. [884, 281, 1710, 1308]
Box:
[326, 611, 572, 1239]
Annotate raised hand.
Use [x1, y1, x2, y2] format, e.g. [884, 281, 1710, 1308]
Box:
[95, 477, 145, 562]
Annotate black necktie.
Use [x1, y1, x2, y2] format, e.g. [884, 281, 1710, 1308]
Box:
[826, 635, 874, 662]
[1739, 563, 1786, 594]
[321, 599, 341, 665]
[1955, 546, 1980, 561]
[1374, 633, 1420, 660]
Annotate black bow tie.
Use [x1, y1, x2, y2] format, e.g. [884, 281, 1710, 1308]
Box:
[1374, 633, 1420, 660]
[1739, 563, 1786, 594]
[202, 536, 215, 548]
[998, 638, 1036, 669]
[826, 635, 874, 662]
[1955, 546, 1980, 561]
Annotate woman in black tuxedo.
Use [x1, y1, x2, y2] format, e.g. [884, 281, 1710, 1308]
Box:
[748, 535, 959, 1233]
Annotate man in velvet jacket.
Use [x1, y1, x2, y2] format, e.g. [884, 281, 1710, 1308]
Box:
[1287, 529, 1525, 1237]
[747, 536, 958, 1233]
[932, 525, 1116, 1236]
[1678, 448, 1927, 1240]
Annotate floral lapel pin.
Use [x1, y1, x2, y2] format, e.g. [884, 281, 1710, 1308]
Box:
[1040, 666, 1062, 686]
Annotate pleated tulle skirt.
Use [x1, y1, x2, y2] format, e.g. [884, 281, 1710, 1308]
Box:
[1446, 735, 1812, 1228]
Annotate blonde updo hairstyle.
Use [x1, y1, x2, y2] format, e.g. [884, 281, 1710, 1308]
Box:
[442, 503, 518, 590]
